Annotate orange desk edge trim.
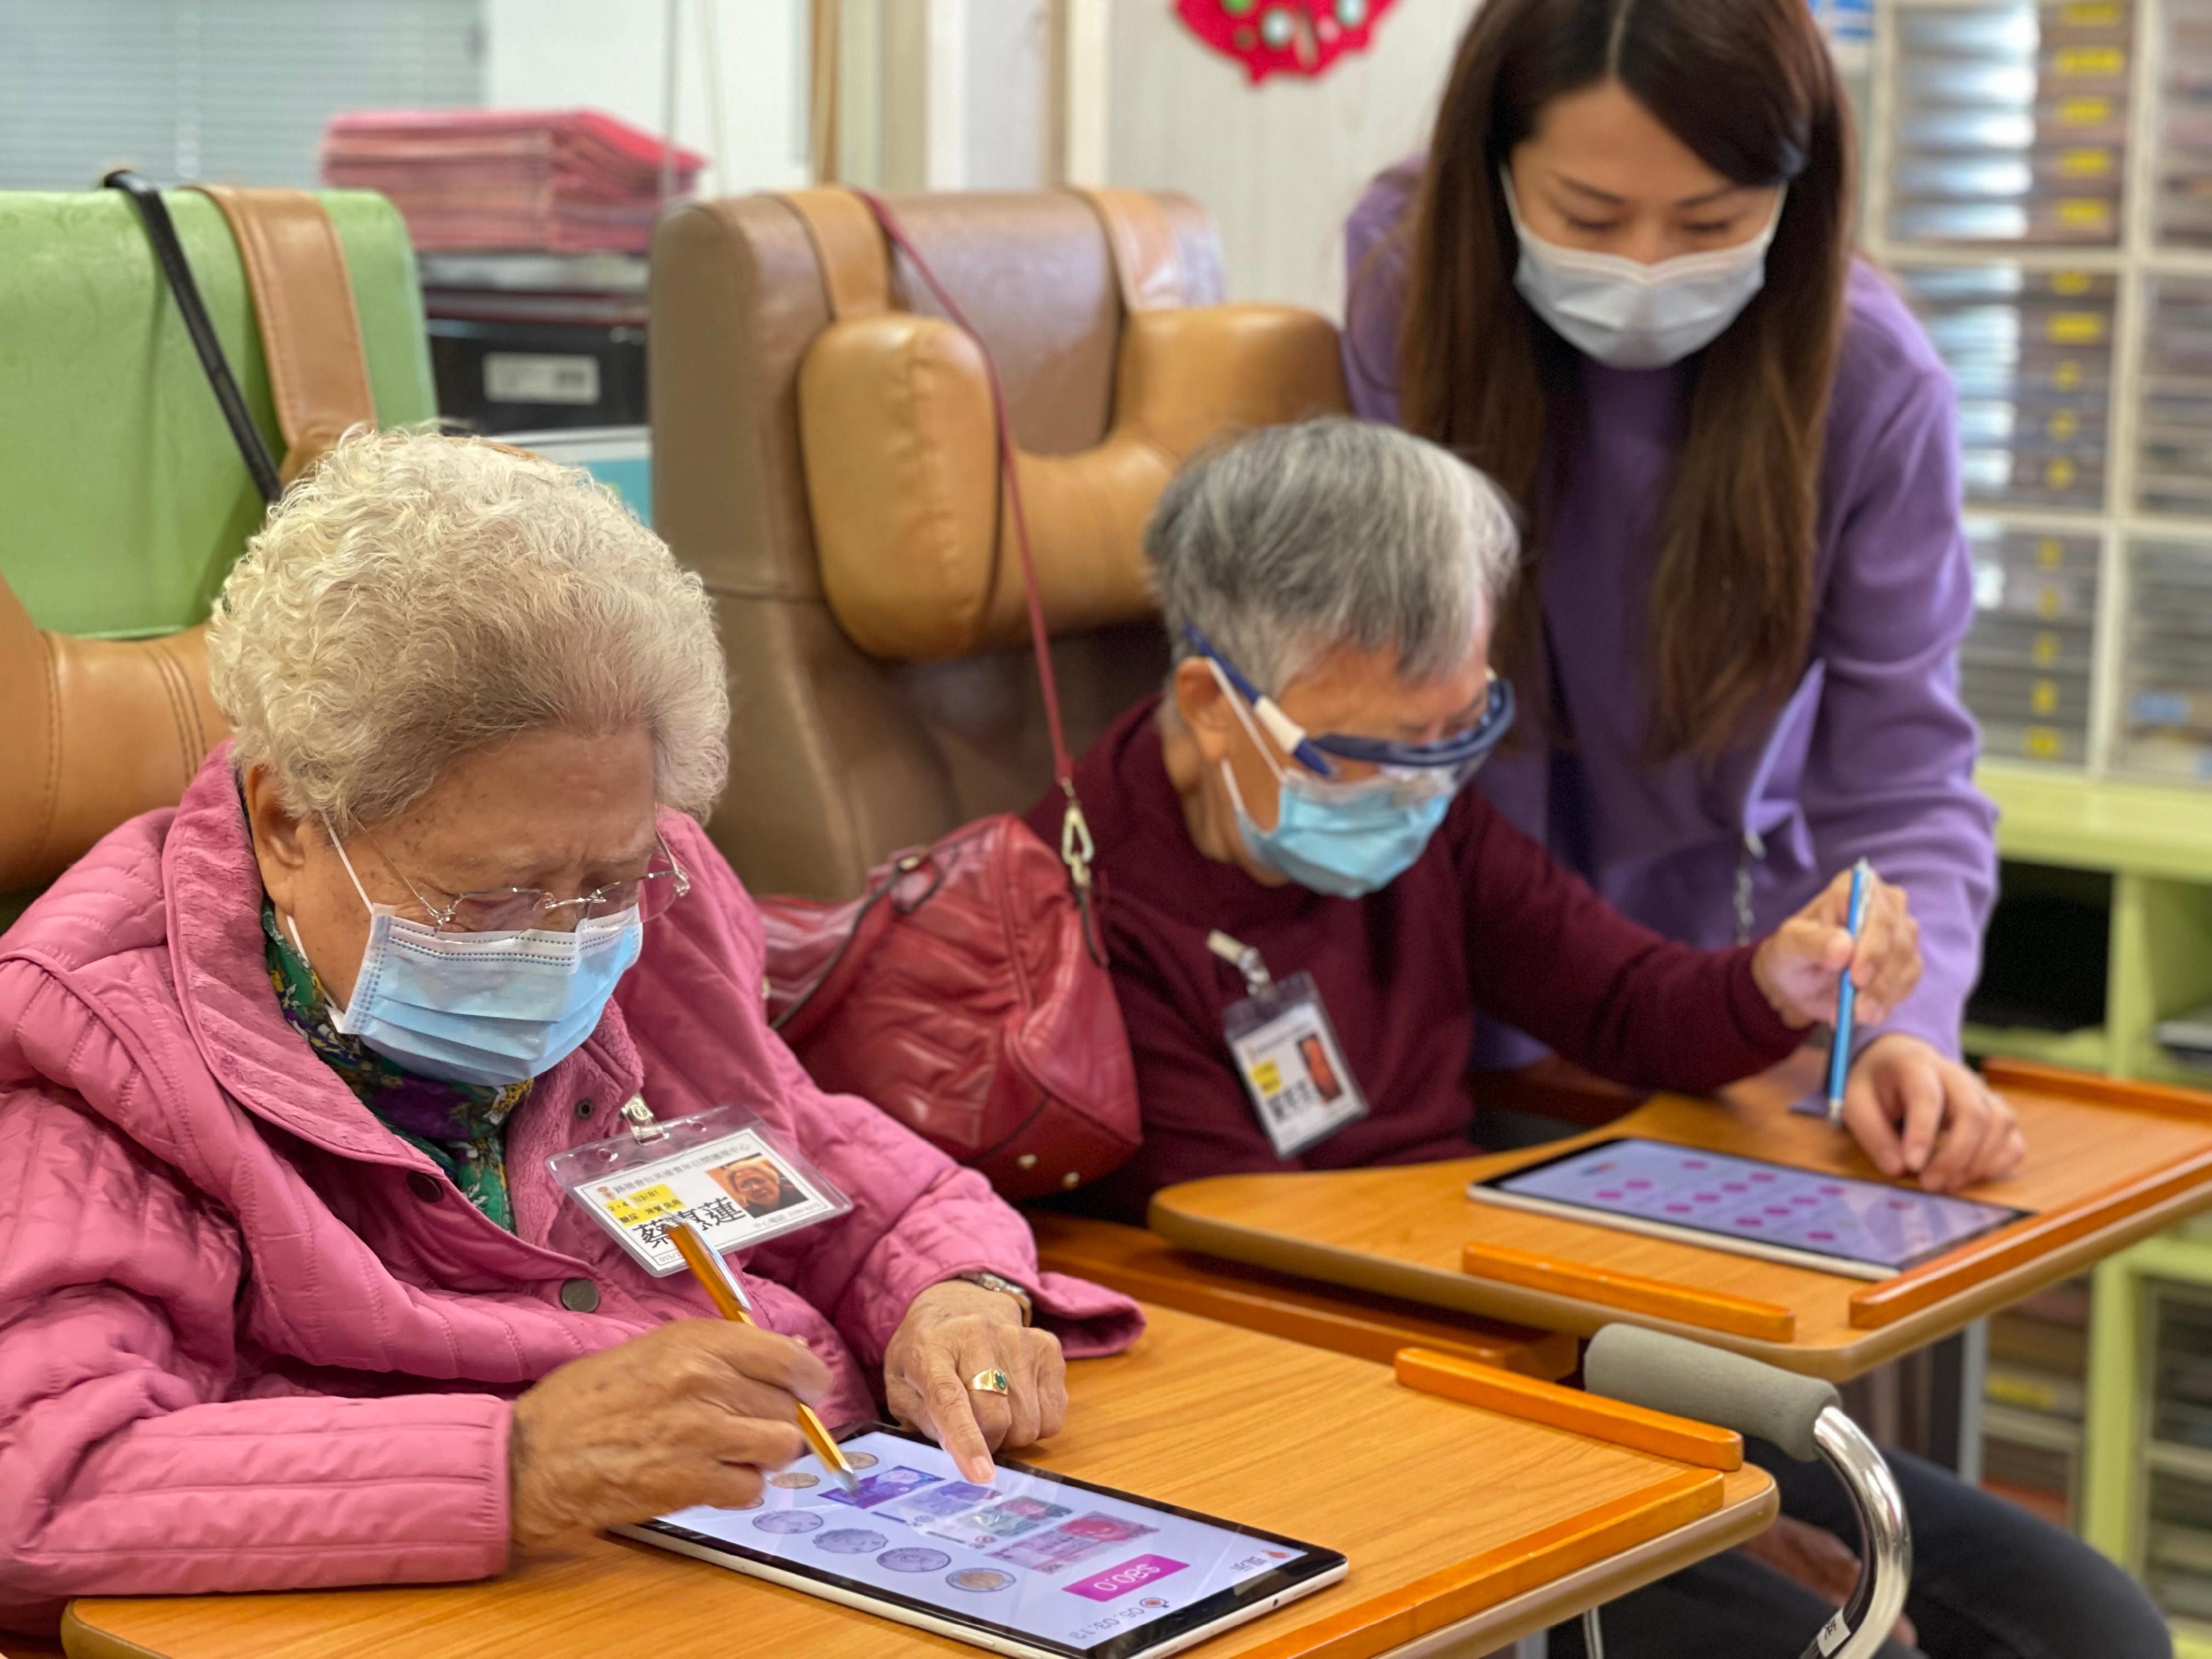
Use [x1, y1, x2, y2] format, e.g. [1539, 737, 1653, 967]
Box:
[1460, 1240, 1797, 1343]
[1034, 1222, 1577, 1380]
[1981, 1056, 2212, 1122]
[1848, 1142, 2212, 1328]
[1230, 1466, 1723, 1659]
[1393, 1347, 1744, 1472]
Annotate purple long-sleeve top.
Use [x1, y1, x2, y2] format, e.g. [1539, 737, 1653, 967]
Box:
[1343, 160, 1997, 1063]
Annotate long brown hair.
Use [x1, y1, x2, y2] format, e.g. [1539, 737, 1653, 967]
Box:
[1397, 0, 1852, 755]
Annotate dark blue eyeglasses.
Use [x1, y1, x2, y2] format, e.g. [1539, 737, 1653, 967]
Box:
[1184, 625, 1516, 781]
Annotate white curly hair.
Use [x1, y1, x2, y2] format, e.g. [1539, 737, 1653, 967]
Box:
[207, 428, 728, 834]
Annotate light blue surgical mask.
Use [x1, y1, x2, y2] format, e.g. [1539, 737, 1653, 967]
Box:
[300, 837, 645, 1088]
[1224, 761, 1453, 899]
[1212, 666, 1461, 899]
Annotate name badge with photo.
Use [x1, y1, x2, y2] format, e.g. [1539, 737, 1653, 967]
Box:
[1222, 971, 1369, 1159]
[549, 1103, 852, 1275]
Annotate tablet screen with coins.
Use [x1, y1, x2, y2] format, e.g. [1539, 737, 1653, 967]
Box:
[618, 1423, 1345, 1659]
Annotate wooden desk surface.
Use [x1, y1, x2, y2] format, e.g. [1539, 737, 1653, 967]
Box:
[1149, 1069, 2212, 1383]
[65, 1307, 1773, 1659]
[1030, 1213, 1579, 1381]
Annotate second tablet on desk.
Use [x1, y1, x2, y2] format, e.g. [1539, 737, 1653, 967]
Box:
[1469, 1136, 2026, 1280]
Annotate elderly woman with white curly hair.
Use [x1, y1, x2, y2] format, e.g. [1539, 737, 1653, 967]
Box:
[0, 430, 1137, 1631]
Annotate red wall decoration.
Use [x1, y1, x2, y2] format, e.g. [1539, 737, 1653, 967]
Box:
[1174, 0, 1400, 83]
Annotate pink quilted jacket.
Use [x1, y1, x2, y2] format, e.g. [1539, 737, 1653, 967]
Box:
[0, 748, 1142, 1630]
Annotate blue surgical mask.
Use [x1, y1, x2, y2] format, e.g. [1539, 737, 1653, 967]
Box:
[1223, 761, 1453, 899]
[1212, 671, 1460, 899]
[1504, 173, 1783, 371]
[300, 838, 645, 1088]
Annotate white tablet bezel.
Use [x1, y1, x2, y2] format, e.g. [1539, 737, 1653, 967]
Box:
[611, 1526, 1347, 1659]
[613, 1425, 1349, 1659]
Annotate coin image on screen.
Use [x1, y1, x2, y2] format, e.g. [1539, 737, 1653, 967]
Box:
[769, 1472, 820, 1490]
[753, 1511, 823, 1535]
[844, 1451, 880, 1470]
[947, 1567, 1016, 1593]
[816, 1528, 888, 1554]
[878, 1546, 952, 1573]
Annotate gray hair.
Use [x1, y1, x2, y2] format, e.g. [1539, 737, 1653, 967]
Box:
[1147, 418, 1520, 698]
[207, 428, 728, 834]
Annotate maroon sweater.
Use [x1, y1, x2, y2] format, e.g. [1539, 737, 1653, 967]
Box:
[1025, 697, 1803, 1222]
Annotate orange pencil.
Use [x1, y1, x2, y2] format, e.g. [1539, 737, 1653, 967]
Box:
[670, 1217, 859, 1493]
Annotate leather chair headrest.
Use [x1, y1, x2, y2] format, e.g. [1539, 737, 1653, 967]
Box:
[781, 187, 1347, 663]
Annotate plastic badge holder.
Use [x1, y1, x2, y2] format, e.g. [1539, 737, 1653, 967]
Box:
[550, 1103, 853, 1276]
[1219, 972, 1368, 1160]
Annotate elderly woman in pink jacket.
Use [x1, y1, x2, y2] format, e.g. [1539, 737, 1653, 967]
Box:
[0, 430, 1138, 1636]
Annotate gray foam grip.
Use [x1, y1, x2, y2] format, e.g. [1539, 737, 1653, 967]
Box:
[1584, 1324, 1841, 1462]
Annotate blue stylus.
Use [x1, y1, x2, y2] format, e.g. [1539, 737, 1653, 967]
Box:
[1826, 859, 1873, 1124]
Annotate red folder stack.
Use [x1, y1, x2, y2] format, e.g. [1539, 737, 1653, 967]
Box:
[321, 109, 706, 253]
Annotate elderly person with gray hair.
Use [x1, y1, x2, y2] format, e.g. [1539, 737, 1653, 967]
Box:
[0, 430, 1135, 1629]
[1024, 418, 1922, 1218]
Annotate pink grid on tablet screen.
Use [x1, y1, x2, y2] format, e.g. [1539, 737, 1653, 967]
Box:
[1509, 1140, 2011, 1260]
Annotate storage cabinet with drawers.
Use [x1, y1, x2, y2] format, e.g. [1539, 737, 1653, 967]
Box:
[1876, 0, 2212, 788]
[1876, 4, 2212, 1646]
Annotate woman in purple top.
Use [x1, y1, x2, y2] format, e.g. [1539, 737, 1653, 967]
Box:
[1345, 0, 2022, 1199]
[1342, 3, 2166, 1658]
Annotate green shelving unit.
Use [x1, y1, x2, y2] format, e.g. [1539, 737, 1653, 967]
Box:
[1974, 763, 2212, 1089]
[2084, 1235, 2212, 1657]
[1973, 763, 2212, 1635]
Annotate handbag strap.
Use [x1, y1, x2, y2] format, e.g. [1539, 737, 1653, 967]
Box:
[771, 846, 952, 1039]
[781, 186, 1103, 925]
[851, 197, 1083, 810]
[105, 170, 283, 506]
[105, 175, 377, 499]
[191, 186, 378, 486]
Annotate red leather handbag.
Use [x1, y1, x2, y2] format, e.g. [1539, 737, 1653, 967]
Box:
[760, 816, 1138, 1200]
[754, 194, 1141, 1202]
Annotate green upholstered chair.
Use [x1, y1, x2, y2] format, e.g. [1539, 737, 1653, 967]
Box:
[0, 188, 436, 898]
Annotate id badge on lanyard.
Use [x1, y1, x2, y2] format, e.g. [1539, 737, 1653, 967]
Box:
[1212, 931, 1368, 1159]
[547, 1096, 852, 1276]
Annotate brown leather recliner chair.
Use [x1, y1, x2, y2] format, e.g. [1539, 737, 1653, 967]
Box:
[650, 188, 1349, 901]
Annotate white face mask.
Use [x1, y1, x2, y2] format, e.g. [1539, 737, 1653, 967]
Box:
[1503, 173, 1785, 370]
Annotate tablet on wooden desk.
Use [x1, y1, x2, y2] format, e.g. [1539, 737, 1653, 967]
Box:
[1469, 1137, 2027, 1280]
[617, 1423, 1346, 1659]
